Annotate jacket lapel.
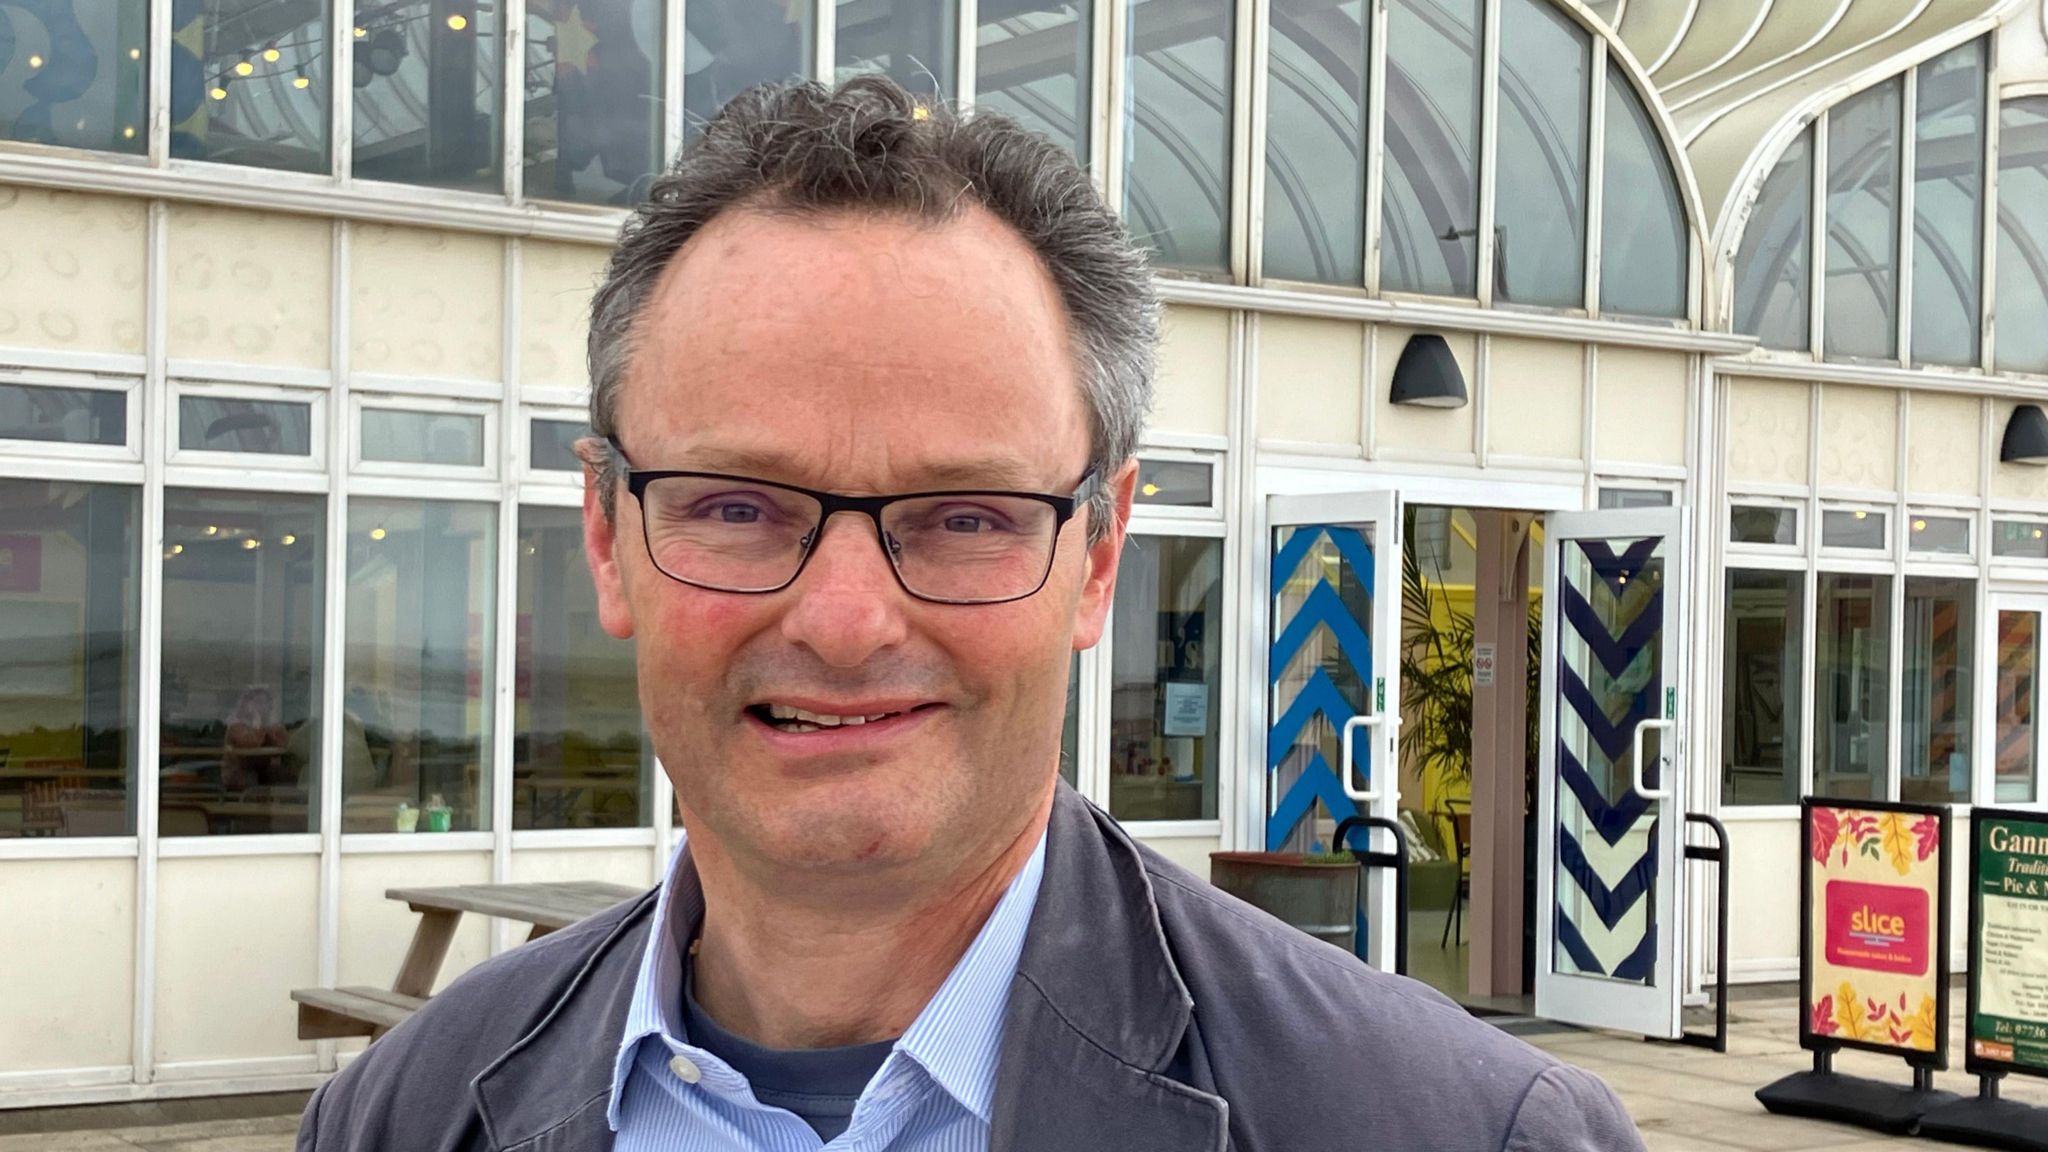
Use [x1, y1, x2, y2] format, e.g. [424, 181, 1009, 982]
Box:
[988, 787, 1228, 1152]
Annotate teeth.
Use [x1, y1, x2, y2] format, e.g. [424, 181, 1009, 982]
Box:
[763, 704, 900, 728]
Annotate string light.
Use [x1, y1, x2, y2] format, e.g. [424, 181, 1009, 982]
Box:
[169, 544, 184, 556]
[1913, 519, 1928, 532]
[1141, 483, 1160, 497]
[204, 525, 219, 536]
[281, 534, 297, 546]
[210, 86, 228, 101]
[242, 538, 261, 550]
[293, 74, 311, 89]
[446, 13, 468, 30]
[370, 527, 387, 541]
[235, 60, 255, 76]
[263, 47, 282, 62]
[27, 55, 43, 69]
[353, 25, 367, 37]
[129, 48, 141, 61]
[122, 127, 136, 140]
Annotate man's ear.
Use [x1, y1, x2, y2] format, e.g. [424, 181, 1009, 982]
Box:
[1070, 459, 1136, 652]
[584, 466, 636, 640]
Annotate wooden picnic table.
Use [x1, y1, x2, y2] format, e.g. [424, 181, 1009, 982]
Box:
[293, 880, 643, 1042]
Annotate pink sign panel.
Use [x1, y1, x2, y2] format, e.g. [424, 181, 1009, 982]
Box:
[1825, 878, 1931, 976]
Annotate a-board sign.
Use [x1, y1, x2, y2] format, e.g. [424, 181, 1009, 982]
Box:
[1799, 799, 1951, 1065]
[1968, 807, 2048, 1079]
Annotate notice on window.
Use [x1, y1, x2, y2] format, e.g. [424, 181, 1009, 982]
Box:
[1972, 811, 2048, 1075]
[1804, 802, 1946, 1056]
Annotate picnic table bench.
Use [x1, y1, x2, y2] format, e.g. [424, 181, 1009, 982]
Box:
[293, 880, 642, 1042]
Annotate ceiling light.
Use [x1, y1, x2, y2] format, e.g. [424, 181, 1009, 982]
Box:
[242, 538, 261, 550]
[204, 525, 218, 535]
[1141, 482, 1160, 497]
[27, 55, 42, 70]
[370, 527, 387, 541]
[446, 13, 468, 30]
[281, 534, 297, 546]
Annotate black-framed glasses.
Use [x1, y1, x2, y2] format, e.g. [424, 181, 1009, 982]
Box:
[608, 437, 1100, 605]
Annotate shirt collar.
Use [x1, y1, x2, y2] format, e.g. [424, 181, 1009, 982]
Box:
[607, 827, 1048, 1130]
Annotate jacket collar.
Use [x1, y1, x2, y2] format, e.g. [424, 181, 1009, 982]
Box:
[468, 783, 1225, 1152]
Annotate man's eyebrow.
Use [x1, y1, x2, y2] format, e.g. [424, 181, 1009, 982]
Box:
[672, 448, 1060, 492]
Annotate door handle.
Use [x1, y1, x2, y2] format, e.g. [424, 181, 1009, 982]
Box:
[1340, 713, 1400, 803]
[1631, 718, 1676, 801]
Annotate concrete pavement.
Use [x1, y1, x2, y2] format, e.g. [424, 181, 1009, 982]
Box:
[5, 994, 2044, 1151]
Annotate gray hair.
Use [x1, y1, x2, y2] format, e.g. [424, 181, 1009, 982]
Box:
[584, 75, 1158, 541]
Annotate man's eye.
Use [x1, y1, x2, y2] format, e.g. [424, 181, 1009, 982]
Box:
[943, 514, 991, 533]
[714, 503, 762, 524]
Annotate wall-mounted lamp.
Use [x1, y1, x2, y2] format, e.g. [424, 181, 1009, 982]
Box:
[2002, 404, 2048, 465]
[1389, 333, 1468, 409]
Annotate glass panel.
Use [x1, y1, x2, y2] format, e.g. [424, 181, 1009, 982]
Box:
[1382, 0, 1480, 297]
[0, 384, 125, 446]
[975, 0, 1090, 164]
[343, 498, 495, 833]
[525, 0, 665, 206]
[836, 0, 956, 97]
[1110, 536, 1220, 821]
[1814, 572, 1890, 801]
[1729, 504, 1797, 546]
[1600, 70, 1685, 318]
[1722, 570, 1803, 805]
[1268, 521, 1373, 849]
[169, 0, 331, 173]
[0, 479, 138, 838]
[514, 505, 645, 829]
[529, 417, 587, 472]
[1993, 518, 2048, 560]
[0, 0, 147, 153]
[361, 408, 484, 467]
[1123, 0, 1234, 274]
[1494, 0, 1587, 308]
[159, 490, 323, 836]
[350, 1, 501, 191]
[1060, 651, 1079, 788]
[684, 0, 811, 142]
[1825, 79, 1902, 360]
[1910, 40, 1986, 368]
[1995, 97, 2048, 376]
[1994, 610, 2040, 803]
[1598, 488, 1673, 510]
[1733, 132, 1812, 350]
[1901, 576, 1973, 805]
[1135, 458, 1213, 507]
[1822, 508, 1886, 550]
[178, 396, 312, 455]
[1907, 514, 1970, 555]
[1550, 533, 1665, 982]
[1262, 0, 1366, 285]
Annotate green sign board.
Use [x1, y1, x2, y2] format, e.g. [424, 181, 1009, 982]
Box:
[1969, 809, 2048, 1079]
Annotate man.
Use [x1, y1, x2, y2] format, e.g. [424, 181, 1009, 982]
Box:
[298, 77, 1645, 1152]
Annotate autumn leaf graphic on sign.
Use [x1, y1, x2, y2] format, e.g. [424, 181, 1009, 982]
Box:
[1811, 995, 1838, 1037]
[1811, 808, 1841, 864]
[1911, 815, 1939, 862]
[1908, 995, 1938, 1051]
[1835, 981, 1866, 1041]
[1879, 812, 1915, 875]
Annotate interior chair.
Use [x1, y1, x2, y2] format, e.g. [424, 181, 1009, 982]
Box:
[1439, 797, 1473, 948]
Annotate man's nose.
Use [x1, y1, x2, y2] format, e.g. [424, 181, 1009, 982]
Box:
[777, 512, 911, 667]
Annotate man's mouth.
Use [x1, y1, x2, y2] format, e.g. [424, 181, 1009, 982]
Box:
[745, 702, 939, 734]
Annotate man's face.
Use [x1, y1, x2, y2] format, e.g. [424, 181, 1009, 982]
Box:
[585, 206, 1132, 881]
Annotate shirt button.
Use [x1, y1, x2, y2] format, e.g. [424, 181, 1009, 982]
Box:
[669, 1054, 702, 1084]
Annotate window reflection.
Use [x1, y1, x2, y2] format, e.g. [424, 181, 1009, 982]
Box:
[1123, 0, 1234, 275]
[1060, 650, 1079, 788]
[343, 498, 495, 833]
[976, 0, 1091, 165]
[0, 383, 125, 446]
[525, 0, 664, 205]
[1995, 97, 2048, 376]
[530, 418, 588, 472]
[684, 0, 811, 140]
[1382, 0, 1480, 297]
[351, 1, 502, 191]
[514, 505, 646, 829]
[1262, 0, 1366, 285]
[0, 479, 138, 838]
[170, 0, 331, 173]
[179, 396, 312, 456]
[361, 408, 484, 467]
[837, 0, 956, 97]
[1600, 70, 1685, 318]
[1901, 577, 1973, 805]
[1994, 610, 2040, 804]
[1815, 572, 1890, 802]
[159, 490, 323, 836]
[1734, 132, 1812, 350]
[1722, 570, 1803, 805]
[0, 0, 147, 153]
[1911, 40, 1986, 368]
[1495, 0, 1586, 308]
[1825, 78, 1902, 360]
[1109, 536, 1220, 821]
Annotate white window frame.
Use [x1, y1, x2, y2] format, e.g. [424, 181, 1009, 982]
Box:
[167, 379, 327, 473]
[349, 394, 499, 480]
[1987, 514, 2048, 572]
[1817, 500, 1894, 558]
[0, 369, 143, 466]
[1904, 506, 1975, 561]
[1725, 495, 1803, 555]
[520, 407, 591, 485]
[1130, 448, 1224, 521]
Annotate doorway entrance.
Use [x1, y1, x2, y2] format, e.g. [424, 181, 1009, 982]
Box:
[1397, 505, 1542, 1015]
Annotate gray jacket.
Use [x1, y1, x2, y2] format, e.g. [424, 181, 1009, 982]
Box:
[298, 786, 1645, 1151]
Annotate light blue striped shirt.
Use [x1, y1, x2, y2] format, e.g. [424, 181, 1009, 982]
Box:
[608, 831, 1047, 1151]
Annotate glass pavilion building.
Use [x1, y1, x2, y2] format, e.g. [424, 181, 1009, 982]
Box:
[0, 0, 2045, 1108]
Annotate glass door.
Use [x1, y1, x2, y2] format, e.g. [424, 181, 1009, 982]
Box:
[1535, 507, 1687, 1038]
[1987, 595, 2047, 806]
[1265, 491, 1401, 972]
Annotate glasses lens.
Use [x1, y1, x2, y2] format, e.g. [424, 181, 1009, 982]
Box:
[883, 495, 1060, 602]
[641, 476, 819, 591]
